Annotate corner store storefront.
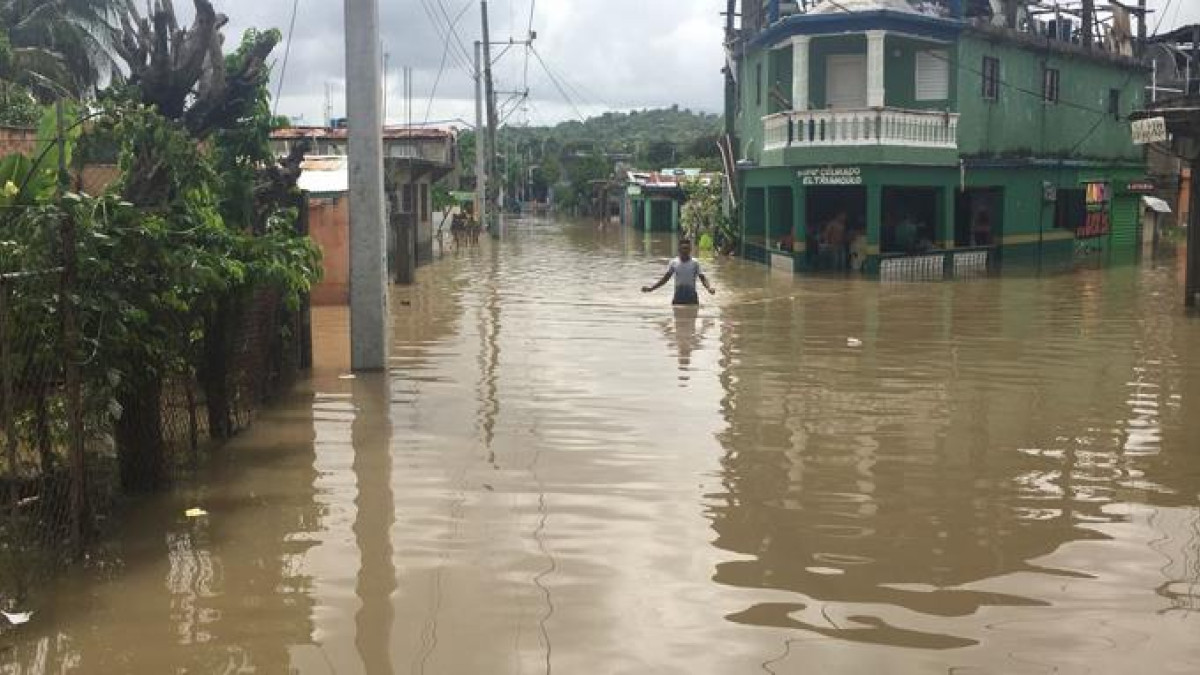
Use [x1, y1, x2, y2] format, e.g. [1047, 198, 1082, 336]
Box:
[740, 160, 1149, 278]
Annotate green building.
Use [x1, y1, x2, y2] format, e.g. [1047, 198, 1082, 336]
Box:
[732, 0, 1151, 278]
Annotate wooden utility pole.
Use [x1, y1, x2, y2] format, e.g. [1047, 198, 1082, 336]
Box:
[1137, 0, 1147, 50]
[723, 0, 737, 142]
[481, 1, 499, 233]
[475, 41, 487, 226]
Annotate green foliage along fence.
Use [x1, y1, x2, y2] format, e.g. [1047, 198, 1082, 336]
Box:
[0, 86, 318, 608]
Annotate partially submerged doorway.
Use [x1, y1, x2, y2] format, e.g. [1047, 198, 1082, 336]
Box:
[806, 186, 867, 270]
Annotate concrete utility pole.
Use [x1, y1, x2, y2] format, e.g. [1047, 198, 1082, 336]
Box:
[481, 1, 499, 232]
[345, 0, 389, 371]
[1082, 0, 1095, 47]
[475, 41, 487, 225]
[723, 0, 737, 141]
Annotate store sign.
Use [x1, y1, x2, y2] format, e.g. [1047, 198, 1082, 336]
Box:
[1125, 180, 1156, 194]
[798, 167, 863, 186]
[1131, 117, 1169, 145]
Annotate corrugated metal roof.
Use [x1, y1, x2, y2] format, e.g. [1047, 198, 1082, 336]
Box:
[1143, 196, 1172, 213]
[272, 126, 455, 141]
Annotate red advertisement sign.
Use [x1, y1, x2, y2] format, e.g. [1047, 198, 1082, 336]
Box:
[1078, 210, 1110, 238]
[1078, 182, 1110, 239]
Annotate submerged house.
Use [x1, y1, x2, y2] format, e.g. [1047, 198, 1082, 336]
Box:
[271, 126, 456, 281]
[733, 0, 1151, 278]
[622, 169, 724, 232]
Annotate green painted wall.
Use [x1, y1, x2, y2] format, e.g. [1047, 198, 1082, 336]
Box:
[739, 163, 1146, 255]
[738, 48, 773, 164]
[956, 33, 1147, 161]
[769, 48, 792, 114]
[736, 30, 1148, 167]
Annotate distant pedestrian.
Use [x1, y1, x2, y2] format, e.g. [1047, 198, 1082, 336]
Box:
[642, 239, 716, 305]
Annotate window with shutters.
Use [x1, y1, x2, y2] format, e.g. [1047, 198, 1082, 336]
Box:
[1043, 67, 1060, 103]
[982, 56, 1000, 101]
[825, 54, 868, 109]
[915, 50, 949, 101]
[756, 62, 763, 108]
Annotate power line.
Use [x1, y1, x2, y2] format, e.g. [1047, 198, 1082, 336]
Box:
[535, 51, 609, 111]
[432, 0, 477, 73]
[530, 45, 587, 123]
[417, 0, 475, 79]
[423, 0, 474, 124]
[273, 0, 302, 117]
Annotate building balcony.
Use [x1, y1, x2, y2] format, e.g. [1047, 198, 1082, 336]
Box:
[763, 108, 959, 151]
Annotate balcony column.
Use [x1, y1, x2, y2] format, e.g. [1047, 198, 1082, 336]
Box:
[866, 30, 886, 108]
[791, 35, 811, 111]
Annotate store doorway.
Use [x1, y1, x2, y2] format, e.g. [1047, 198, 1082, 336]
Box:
[955, 188, 1003, 247]
[806, 186, 867, 270]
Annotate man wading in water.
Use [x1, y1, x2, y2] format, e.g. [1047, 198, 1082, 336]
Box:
[642, 239, 716, 305]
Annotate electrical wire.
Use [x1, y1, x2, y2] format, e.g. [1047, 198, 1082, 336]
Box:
[418, 0, 475, 80]
[272, 0, 301, 118]
[433, 0, 477, 71]
[530, 46, 587, 123]
[424, 0, 474, 124]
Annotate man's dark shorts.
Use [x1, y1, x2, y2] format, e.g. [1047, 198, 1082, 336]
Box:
[672, 286, 699, 305]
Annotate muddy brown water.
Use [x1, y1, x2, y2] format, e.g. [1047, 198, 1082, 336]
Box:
[2, 219, 1199, 674]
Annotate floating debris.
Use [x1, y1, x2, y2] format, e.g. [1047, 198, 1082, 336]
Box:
[846, 338, 863, 348]
[184, 508, 208, 518]
[2, 611, 33, 626]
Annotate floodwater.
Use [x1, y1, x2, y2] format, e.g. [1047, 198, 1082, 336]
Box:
[3, 219, 1200, 674]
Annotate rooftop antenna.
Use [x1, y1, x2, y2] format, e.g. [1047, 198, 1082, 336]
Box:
[324, 82, 333, 127]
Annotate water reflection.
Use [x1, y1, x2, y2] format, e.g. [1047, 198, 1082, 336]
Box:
[661, 306, 714, 380]
[0, 369, 324, 672]
[2, 222, 1199, 674]
[351, 374, 394, 675]
[708, 264, 1200, 661]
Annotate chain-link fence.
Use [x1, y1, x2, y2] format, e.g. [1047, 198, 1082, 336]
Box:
[0, 238, 308, 603]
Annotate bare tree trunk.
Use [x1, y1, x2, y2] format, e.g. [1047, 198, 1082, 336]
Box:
[116, 378, 165, 492]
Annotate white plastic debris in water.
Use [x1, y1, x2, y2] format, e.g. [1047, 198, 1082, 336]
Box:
[338, 374, 356, 380]
[847, 338, 863, 348]
[184, 508, 208, 518]
[2, 611, 33, 625]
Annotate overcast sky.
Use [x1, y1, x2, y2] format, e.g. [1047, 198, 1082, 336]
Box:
[202, 0, 1198, 128]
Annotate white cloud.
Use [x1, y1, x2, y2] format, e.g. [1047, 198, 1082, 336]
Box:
[187, 0, 1198, 126]
[192, 0, 726, 125]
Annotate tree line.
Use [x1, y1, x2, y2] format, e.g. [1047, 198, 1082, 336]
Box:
[458, 106, 725, 211]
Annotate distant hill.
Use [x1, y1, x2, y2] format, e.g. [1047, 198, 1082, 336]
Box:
[455, 107, 724, 209]
[507, 107, 723, 155]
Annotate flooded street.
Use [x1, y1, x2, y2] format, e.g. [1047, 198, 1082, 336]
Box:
[3, 218, 1200, 674]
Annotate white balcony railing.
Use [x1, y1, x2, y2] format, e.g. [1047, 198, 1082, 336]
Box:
[762, 108, 959, 151]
